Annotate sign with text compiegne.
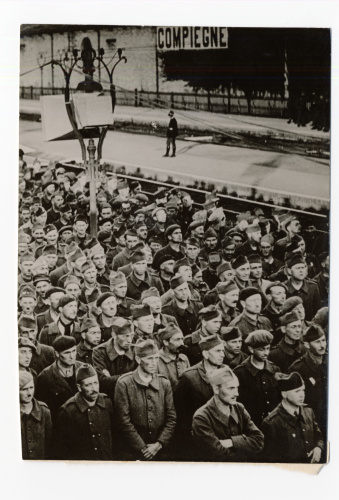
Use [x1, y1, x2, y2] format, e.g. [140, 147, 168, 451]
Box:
[157, 26, 228, 51]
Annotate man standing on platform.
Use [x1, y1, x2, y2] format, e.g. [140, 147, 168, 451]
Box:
[164, 110, 178, 157]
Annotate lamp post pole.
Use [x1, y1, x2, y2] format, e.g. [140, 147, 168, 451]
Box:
[87, 138, 98, 236]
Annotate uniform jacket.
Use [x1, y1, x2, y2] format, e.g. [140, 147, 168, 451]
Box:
[37, 308, 58, 334]
[116, 296, 136, 318]
[167, 117, 178, 138]
[216, 301, 240, 326]
[50, 262, 69, 287]
[223, 348, 248, 369]
[126, 270, 165, 301]
[96, 266, 111, 287]
[92, 338, 137, 399]
[314, 271, 329, 308]
[268, 338, 306, 373]
[229, 311, 273, 354]
[39, 320, 81, 347]
[192, 397, 264, 462]
[114, 369, 176, 457]
[76, 340, 94, 365]
[55, 392, 114, 461]
[35, 360, 85, 423]
[184, 328, 208, 367]
[21, 398, 53, 460]
[157, 348, 190, 390]
[260, 403, 324, 463]
[112, 247, 133, 272]
[284, 278, 321, 321]
[162, 298, 203, 338]
[34, 296, 50, 316]
[30, 341, 56, 375]
[234, 357, 281, 427]
[153, 244, 185, 271]
[262, 301, 283, 331]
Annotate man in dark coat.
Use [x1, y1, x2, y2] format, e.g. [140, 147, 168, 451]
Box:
[164, 110, 178, 157]
[36, 287, 65, 334]
[192, 366, 264, 462]
[109, 271, 136, 318]
[55, 364, 114, 461]
[126, 250, 164, 301]
[76, 317, 101, 365]
[157, 322, 190, 390]
[35, 336, 84, 423]
[262, 281, 287, 331]
[114, 339, 176, 460]
[39, 294, 81, 347]
[20, 371, 53, 460]
[261, 372, 324, 463]
[18, 315, 55, 375]
[234, 330, 280, 427]
[220, 326, 248, 369]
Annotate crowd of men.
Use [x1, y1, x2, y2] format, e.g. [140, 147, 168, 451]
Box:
[18, 151, 329, 463]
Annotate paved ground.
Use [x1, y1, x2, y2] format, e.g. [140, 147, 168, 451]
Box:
[20, 119, 330, 203]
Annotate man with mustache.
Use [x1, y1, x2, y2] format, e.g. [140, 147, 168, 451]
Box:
[76, 318, 101, 365]
[157, 322, 190, 390]
[55, 364, 114, 461]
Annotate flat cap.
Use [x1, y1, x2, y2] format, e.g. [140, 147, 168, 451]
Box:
[286, 254, 306, 268]
[222, 236, 235, 249]
[18, 316, 37, 330]
[165, 224, 181, 238]
[141, 287, 160, 300]
[19, 286, 36, 300]
[18, 337, 36, 351]
[280, 309, 301, 326]
[19, 370, 34, 389]
[109, 271, 127, 286]
[198, 305, 221, 321]
[112, 317, 134, 336]
[280, 297, 303, 315]
[131, 303, 152, 319]
[53, 335, 76, 353]
[265, 281, 288, 295]
[276, 372, 304, 392]
[216, 262, 232, 276]
[207, 365, 238, 387]
[64, 276, 81, 288]
[76, 364, 97, 383]
[199, 334, 223, 353]
[97, 292, 116, 308]
[42, 245, 57, 256]
[158, 323, 182, 343]
[19, 251, 35, 263]
[135, 338, 159, 358]
[231, 255, 249, 270]
[303, 324, 326, 343]
[170, 274, 186, 289]
[216, 281, 238, 295]
[219, 326, 241, 342]
[58, 294, 77, 309]
[131, 249, 147, 264]
[189, 220, 205, 230]
[247, 254, 262, 265]
[245, 330, 273, 348]
[239, 287, 262, 302]
[33, 274, 51, 285]
[59, 225, 73, 236]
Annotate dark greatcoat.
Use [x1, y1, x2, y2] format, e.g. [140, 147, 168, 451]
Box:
[37, 308, 57, 334]
[268, 338, 307, 374]
[284, 278, 321, 321]
[126, 270, 164, 301]
[162, 298, 203, 338]
[39, 320, 81, 347]
[21, 398, 53, 460]
[30, 341, 56, 375]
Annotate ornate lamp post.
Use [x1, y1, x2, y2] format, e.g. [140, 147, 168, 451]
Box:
[44, 38, 127, 236]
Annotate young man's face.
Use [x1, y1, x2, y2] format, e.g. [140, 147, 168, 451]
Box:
[284, 320, 303, 341]
[125, 235, 139, 250]
[143, 296, 162, 314]
[33, 228, 45, 243]
[251, 344, 270, 362]
[225, 338, 242, 355]
[61, 301, 77, 321]
[20, 297, 37, 315]
[45, 253, 58, 270]
[173, 282, 190, 302]
[186, 244, 199, 261]
[20, 380, 35, 405]
[205, 237, 218, 250]
[135, 314, 154, 334]
[244, 294, 262, 315]
[132, 260, 148, 275]
[203, 315, 222, 335]
[289, 263, 307, 281]
[205, 344, 225, 366]
[100, 297, 117, 318]
[83, 267, 97, 285]
[65, 283, 81, 299]
[235, 264, 250, 282]
[178, 265, 192, 282]
[21, 210, 30, 223]
[57, 346, 77, 366]
[136, 225, 148, 241]
[101, 207, 112, 219]
[223, 244, 235, 261]
[53, 195, 64, 210]
[260, 242, 272, 257]
[46, 230, 58, 246]
[268, 286, 286, 306]
[250, 262, 263, 280]
[285, 384, 305, 407]
[92, 254, 106, 271]
[20, 260, 34, 278]
[82, 326, 101, 347]
[309, 335, 327, 357]
[138, 354, 159, 375]
[35, 280, 50, 298]
[19, 326, 38, 342]
[115, 331, 133, 350]
[170, 229, 182, 244]
[75, 221, 88, 236]
[150, 242, 162, 254]
[19, 347, 33, 368]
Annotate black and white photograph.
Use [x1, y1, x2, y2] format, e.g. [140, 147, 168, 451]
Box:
[16, 20, 331, 467]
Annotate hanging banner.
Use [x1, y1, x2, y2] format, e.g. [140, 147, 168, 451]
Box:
[157, 26, 228, 51]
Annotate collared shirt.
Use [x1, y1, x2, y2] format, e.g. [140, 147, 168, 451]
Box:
[158, 347, 190, 390]
[57, 319, 75, 337]
[57, 360, 74, 378]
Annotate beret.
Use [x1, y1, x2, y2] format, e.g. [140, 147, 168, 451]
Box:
[45, 287, 65, 298]
[231, 255, 249, 270]
[98, 217, 113, 227]
[222, 236, 235, 248]
[76, 364, 97, 383]
[193, 210, 208, 222]
[239, 287, 262, 302]
[81, 318, 100, 333]
[68, 248, 85, 263]
[58, 294, 77, 309]
[207, 365, 238, 387]
[186, 237, 200, 248]
[98, 230, 112, 243]
[198, 305, 221, 321]
[231, 231, 244, 241]
[280, 297, 303, 315]
[312, 307, 329, 330]
[32, 223, 44, 232]
[112, 317, 134, 336]
[18, 233, 29, 244]
[157, 254, 175, 270]
[216, 281, 238, 295]
[286, 254, 306, 268]
[303, 324, 326, 343]
[165, 224, 181, 238]
[18, 316, 37, 330]
[199, 334, 223, 353]
[19, 286, 36, 300]
[280, 309, 301, 326]
[43, 181, 58, 191]
[265, 281, 288, 294]
[59, 225, 73, 236]
[173, 258, 191, 274]
[245, 330, 273, 348]
[109, 271, 127, 286]
[208, 207, 225, 223]
[141, 287, 160, 300]
[152, 206, 167, 217]
[170, 274, 186, 289]
[236, 212, 251, 222]
[220, 326, 241, 342]
[189, 220, 205, 230]
[216, 262, 232, 276]
[131, 303, 152, 319]
[42, 245, 57, 256]
[131, 249, 147, 264]
[81, 260, 96, 273]
[247, 254, 262, 265]
[53, 335, 76, 353]
[75, 214, 88, 224]
[59, 204, 72, 213]
[19, 370, 34, 389]
[20, 251, 35, 263]
[136, 193, 149, 203]
[90, 244, 105, 257]
[135, 338, 159, 358]
[113, 225, 126, 238]
[148, 235, 163, 244]
[33, 274, 51, 285]
[276, 372, 304, 392]
[97, 292, 116, 308]
[261, 233, 275, 245]
[18, 337, 36, 351]
[35, 207, 46, 217]
[158, 322, 182, 343]
[246, 224, 261, 234]
[45, 224, 57, 234]
[64, 276, 81, 287]
[204, 227, 218, 240]
[65, 241, 79, 256]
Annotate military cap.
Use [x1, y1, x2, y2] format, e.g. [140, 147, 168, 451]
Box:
[261, 233, 275, 245]
[245, 330, 273, 348]
[148, 235, 163, 245]
[19, 286, 36, 300]
[222, 236, 235, 249]
[231, 231, 244, 242]
[18, 316, 37, 330]
[170, 274, 186, 289]
[43, 180, 58, 191]
[75, 214, 88, 224]
[209, 207, 225, 223]
[81, 259, 96, 274]
[18, 337, 36, 351]
[53, 335, 76, 353]
[173, 258, 191, 274]
[42, 245, 57, 256]
[199, 334, 223, 353]
[35, 206, 46, 218]
[155, 254, 175, 271]
[265, 281, 288, 295]
[117, 179, 128, 190]
[247, 254, 262, 265]
[186, 237, 200, 248]
[236, 213, 251, 222]
[231, 255, 249, 270]
[198, 305, 221, 321]
[81, 317, 100, 333]
[90, 244, 105, 257]
[109, 271, 127, 286]
[207, 365, 238, 386]
[112, 317, 134, 336]
[131, 249, 147, 264]
[216, 262, 233, 276]
[19, 370, 34, 389]
[45, 224, 57, 234]
[19, 251, 35, 264]
[58, 294, 77, 309]
[136, 193, 149, 203]
[97, 292, 116, 308]
[152, 206, 167, 218]
[158, 323, 182, 343]
[203, 227, 218, 240]
[112, 225, 126, 239]
[246, 224, 261, 234]
[280, 309, 301, 326]
[64, 275, 81, 288]
[98, 217, 113, 227]
[51, 191, 64, 200]
[65, 241, 79, 256]
[44, 287, 64, 299]
[276, 372, 304, 392]
[189, 220, 205, 231]
[135, 338, 159, 358]
[285, 253, 306, 269]
[312, 307, 329, 331]
[59, 225, 73, 236]
[165, 224, 181, 238]
[141, 287, 160, 300]
[66, 192, 77, 202]
[303, 324, 326, 343]
[18, 233, 29, 244]
[239, 287, 262, 302]
[216, 281, 238, 295]
[280, 296, 303, 315]
[32, 223, 44, 233]
[219, 326, 241, 342]
[98, 230, 112, 243]
[32, 273, 51, 285]
[131, 303, 152, 319]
